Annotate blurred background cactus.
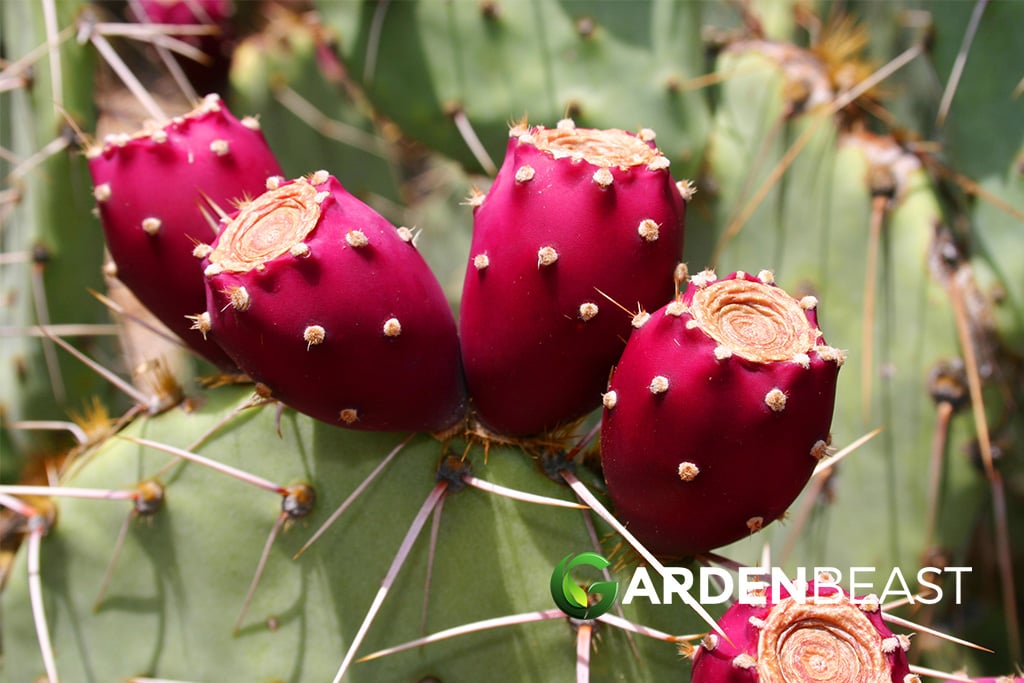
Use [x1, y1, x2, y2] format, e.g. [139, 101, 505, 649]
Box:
[1, 1, 1021, 681]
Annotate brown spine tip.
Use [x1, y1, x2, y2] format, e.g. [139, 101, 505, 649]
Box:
[677, 461, 699, 481]
[638, 218, 660, 242]
[764, 388, 787, 412]
[674, 262, 689, 285]
[304, 325, 326, 348]
[537, 246, 559, 268]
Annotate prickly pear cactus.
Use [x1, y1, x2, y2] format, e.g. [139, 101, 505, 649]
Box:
[0, 0, 114, 472]
[2, 1, 1022, 682]
[321, 0, 711, 177]
[1, 385, 705, 681]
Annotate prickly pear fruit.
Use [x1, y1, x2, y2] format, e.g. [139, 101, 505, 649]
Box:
[690, 580, 911, 682]
[198, 171, 467, 432]
[137, 0, 231, 26]
[600, 270, 842, 559]
[88, 94, 282, 369]
[459, 119, 688, 436]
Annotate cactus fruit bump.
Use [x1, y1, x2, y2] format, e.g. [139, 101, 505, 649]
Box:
[459, 119, 689, 436]
[88, 94, 282, 369]
[199, 171, 467, 432]
[601, 270, 843, 558]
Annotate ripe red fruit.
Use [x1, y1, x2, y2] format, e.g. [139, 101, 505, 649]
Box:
[198, 172, 466, 432]
[88, 94, 282, 369]
[691, 580, 912, 682]
[601, 270, 843, 559]
[459, 119, 689, 436]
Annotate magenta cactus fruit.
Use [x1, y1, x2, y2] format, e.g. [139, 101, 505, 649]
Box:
[88, 94, 282, 369]
[198, 171, 467, 432]
[690, 580, 912, 682]
[459, 119, 689, 436]
[601, 270, 843, 558]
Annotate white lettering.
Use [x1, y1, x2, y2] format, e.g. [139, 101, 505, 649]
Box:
[621, 566, 660, 605]
[700, 567, 733, 604]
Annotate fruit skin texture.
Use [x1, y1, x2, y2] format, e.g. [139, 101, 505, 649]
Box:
[459, 122, 687, 436]
[88, 94, 282, 369]
[201, 173, 467, 432]
[690, 582, 912, 682]
[601, 271, 842, 559]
